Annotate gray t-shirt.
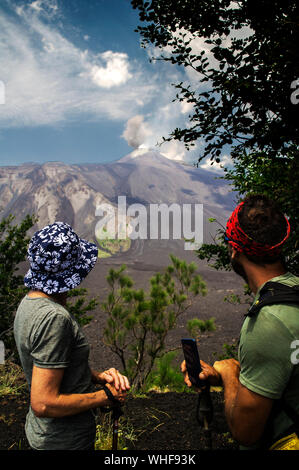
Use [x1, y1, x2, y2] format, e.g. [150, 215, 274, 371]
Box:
[14, 295, 96, 450]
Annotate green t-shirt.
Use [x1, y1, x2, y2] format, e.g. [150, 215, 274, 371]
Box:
[238, 272, 299, 448]
[13, 295, 96, 450]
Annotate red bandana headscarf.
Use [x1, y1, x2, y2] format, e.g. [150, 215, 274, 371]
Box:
[225, 202, 290, 257]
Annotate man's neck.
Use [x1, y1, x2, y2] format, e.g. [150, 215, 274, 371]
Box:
[245, 263, 287, 295]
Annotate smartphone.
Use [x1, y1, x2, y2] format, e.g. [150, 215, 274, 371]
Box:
[181, 338, 203, 388]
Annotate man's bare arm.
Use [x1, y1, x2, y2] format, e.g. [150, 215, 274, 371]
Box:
[212, 359, 274, 446]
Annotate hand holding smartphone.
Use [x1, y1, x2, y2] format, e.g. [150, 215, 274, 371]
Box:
[181, 338, 205, 388]
[181, 338, 214, 427]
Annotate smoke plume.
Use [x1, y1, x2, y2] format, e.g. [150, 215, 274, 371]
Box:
[122, 115, 153, 148]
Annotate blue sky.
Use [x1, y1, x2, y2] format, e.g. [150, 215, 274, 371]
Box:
[0, 0, 231, 169]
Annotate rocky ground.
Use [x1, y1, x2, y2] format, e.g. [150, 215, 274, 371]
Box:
[0, 370, 237, 451]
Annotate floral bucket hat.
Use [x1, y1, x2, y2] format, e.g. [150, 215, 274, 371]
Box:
[24, 222, 98, 294]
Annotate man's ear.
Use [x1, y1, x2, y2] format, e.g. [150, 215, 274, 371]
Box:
[230, 247, 239, 260]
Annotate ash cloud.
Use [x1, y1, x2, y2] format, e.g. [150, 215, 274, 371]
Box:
[122, 115, 153, 148]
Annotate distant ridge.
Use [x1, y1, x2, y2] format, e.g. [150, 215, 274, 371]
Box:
[0, 149, 237, 252]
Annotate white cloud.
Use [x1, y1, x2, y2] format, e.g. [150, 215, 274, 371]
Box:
[160, 140, 188, 161]
[135, 20, 254, 162]
[17, 0, 59, 19]
[0, 0, 241, 168]
[0, 2, 155, 127]
[120, 74, 202, 162]
[180, 99, 194, 114]
[178, 27, 253, 84]
[29, 0, 58, 15]
[122, 108, 197, 162]
[199, 154, 233, 172]
[122, 112, 188, 161]
[89, 51, 132, 89]
[147, 22, 253, 85]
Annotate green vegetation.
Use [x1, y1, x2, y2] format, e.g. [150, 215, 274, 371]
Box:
[96, 225, 132, 258]
[100, 238, 131, 255]
[132, 0, 298, 157]
[145, 351, 187, 393]
[131, 0, 299, 275]
[94, 413, 137, 450]
[224, 284, 253, 307]
[197, 152, 299, 274]
[0, 215, 36, 361]
[0, 361, 27, 398]
[97, 238, 131, 258]
[186, 317, 216, 342]
[98, 247, 113, 259]
[216, 342, 239, 361]
[66, 288, 98, 326]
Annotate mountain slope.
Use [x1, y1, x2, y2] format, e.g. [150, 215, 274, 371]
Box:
[0, 150, 237, 249]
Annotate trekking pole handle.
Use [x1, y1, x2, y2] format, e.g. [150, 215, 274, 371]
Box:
[102, 384, 121, 406]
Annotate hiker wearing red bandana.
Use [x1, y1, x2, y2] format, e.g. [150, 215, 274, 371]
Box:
[181, 194, 299, 450]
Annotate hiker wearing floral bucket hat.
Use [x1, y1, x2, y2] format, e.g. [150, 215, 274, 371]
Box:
[14, 222, 130, 450]
[24, 221, 99, 294]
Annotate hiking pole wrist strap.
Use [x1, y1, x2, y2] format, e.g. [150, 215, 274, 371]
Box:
[100, 385, 123, 421]
[102, 384, 121, 406]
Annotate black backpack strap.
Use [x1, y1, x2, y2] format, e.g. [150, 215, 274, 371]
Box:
[281, 401, 299, 433]
[246, 281, 299, 318]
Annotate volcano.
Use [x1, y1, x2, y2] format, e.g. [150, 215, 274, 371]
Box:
[0, 148, 237, 250]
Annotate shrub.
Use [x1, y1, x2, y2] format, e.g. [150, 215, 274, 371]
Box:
[102, 254, 207, 390]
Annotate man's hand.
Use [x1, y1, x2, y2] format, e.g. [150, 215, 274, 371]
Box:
[181, 359, 222, 389]
[213, 359, 240, 382]
[93, 368, 130, 392]
[181, 357, 274, 446]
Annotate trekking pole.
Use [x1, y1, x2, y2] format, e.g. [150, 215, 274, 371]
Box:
[196, 385, 213, 449]
[112, 405, 123, 451]
[102, 385, 123, 451]
[181, 339, 213, 449]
